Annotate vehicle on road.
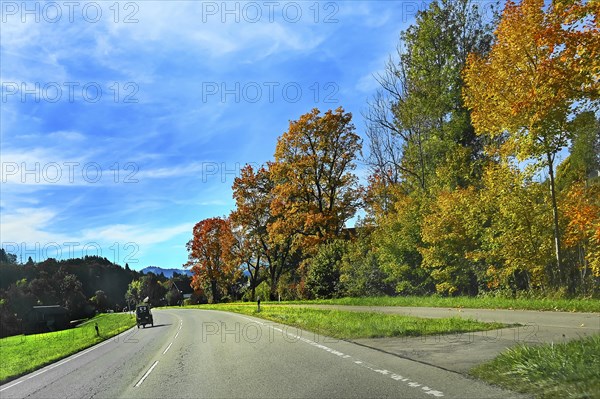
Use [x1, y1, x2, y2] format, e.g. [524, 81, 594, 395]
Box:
[135, 305, 153, 328]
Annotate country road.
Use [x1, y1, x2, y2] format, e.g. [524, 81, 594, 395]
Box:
[0, 308, 525, 399]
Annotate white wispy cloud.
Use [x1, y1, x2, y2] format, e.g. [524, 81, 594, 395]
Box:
[81, 223, 191, 246]
[1, 0, 415, 267]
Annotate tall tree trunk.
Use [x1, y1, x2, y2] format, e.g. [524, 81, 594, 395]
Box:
[547, 151, 562, 286]
[210, 280, 220, 303]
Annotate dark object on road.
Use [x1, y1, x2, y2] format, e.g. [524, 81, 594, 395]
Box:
[135, 305, 154, 328]
[95, 322, 99, 336]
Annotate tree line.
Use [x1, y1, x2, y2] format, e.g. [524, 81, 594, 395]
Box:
[185, 0, 599, 302]
[0, 251, 193, 337]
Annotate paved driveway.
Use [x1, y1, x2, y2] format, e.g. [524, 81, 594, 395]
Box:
[291, 305, 600, 373]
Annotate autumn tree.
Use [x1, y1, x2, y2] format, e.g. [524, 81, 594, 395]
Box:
[563, 182, 600, 294]
[229, 220, 264, 301]
[482, 163, 556, 291]
[231, 164, 298, 300]
[271, 107, 362, 246]
[463, 0, 600, 286]
[184, 217, 241, 303]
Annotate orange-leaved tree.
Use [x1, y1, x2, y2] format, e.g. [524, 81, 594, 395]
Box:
[463, 0, 599, 285]
[184, 217, 240, 303]
[231, 164, 298, 300]
[271, 107, 362, 247]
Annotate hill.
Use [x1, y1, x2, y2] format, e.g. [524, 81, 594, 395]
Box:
[140, 266, 193, 278]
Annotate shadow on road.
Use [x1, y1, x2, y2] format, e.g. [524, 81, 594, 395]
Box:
[143, 323, 171, 328]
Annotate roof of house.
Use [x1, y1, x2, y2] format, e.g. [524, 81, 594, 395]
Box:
[31, 305, 68, 315]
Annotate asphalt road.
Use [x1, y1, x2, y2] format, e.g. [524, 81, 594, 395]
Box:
[0, 309, 526, 399]
[300, 305, 599, 373]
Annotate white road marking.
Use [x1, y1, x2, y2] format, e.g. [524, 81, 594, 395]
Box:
[134, 360, 159, 387]
[174, 320, 183, 339]
[0, 327, 134, 392]
[263, 322, 445, 397]
[0, 380, 23, 392]
[162, 342, 173, 355]
[237, 315, 266, 326]
[167, 311, 444, 397]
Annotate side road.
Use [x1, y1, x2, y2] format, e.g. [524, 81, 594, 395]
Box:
[290, 304, 600, 374]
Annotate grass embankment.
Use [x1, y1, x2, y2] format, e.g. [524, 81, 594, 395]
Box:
[0, 313, 136, 383]
[472, 334, 600, 399]
[190, 304, 505, 339]
[276, 296, 600, 313]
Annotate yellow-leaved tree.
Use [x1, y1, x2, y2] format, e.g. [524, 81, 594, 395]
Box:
[463, 0, 599, 285]
[563, 182, 600, 292]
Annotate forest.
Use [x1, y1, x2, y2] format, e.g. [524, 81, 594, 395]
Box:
[184, 0, 600, 303]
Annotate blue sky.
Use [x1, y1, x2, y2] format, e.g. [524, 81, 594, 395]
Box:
[1, 1, 448, 270]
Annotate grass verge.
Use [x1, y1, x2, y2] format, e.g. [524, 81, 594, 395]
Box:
[471, 334, 600, 399]
[0, 313, 136, 384]
[273, 296, 600, 313]
[188, 304, 505, 339]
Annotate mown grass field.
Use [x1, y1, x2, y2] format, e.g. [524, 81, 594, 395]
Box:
[189, 304, 505, 339]
[0, 313, 136, 383]
[472, 334, 600, 399]
[270, 296, 600, 313]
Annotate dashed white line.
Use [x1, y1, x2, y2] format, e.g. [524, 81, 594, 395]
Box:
[162, 342, 173, 355]
[173, 320, 183, 339]
[134, 360, 159, 388]
[238, 315, 445, 397]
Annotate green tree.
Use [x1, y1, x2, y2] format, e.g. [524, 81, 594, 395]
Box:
[373, 191, 434, 295]
[365, 0, 494, 193]
[305, 240, 347, 299]
[0, 249, 18, 264]
[57, 270, 87, 318]
[420, 187, 485, 295]
[557, 112, 600, 190]
[125, 279, 143, 307]
[90, 290, 109, 312]
[339, 230, 392, 297]
[28, 272, 58, 305]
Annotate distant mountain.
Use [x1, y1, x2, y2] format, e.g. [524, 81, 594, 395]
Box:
[140, 266, 193, 278]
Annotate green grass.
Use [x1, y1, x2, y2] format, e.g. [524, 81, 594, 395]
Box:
[269, 295, 600, 313]
[0, 313, 136, 383]
[188, 304, 505, 339]
[472, 334, 600, 399]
